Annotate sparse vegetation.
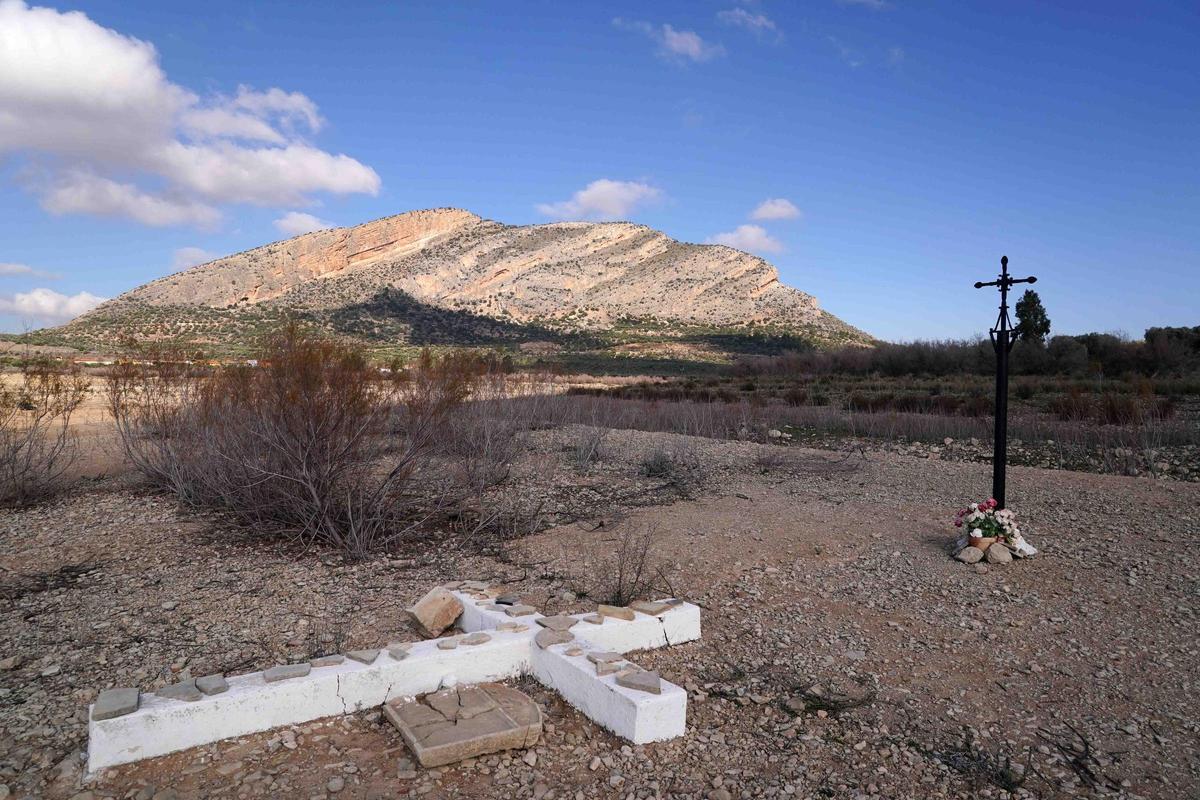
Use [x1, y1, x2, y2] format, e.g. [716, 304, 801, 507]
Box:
[0, 361, 88, 506]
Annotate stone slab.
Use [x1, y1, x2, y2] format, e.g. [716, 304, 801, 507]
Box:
[616, 670, 662, 695]
[156, 681, 202, 702]
[264, 664, 311, 683]
[408, 587, 464, 638]
[310, 655, 345, 668]
[535, 615, 578, 632]
[535, 629, 574, 649]
[196, 674, 229, 695]
[630, 600, 673, 616]
[504, 604, 537, 617]
[346, 649, 380, 665]
[384, 683, 541, 768]
[93, 688, 139, 721]
[597, 604, 636, 621]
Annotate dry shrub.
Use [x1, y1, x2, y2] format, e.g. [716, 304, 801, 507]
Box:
[586, 524, 673, 607]
[109, 328, 470, 557]
[571, 427, 610, 472]
[0, 361, 88, 506]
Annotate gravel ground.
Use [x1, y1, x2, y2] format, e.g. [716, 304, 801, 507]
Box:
[1, 426, 1197, 800]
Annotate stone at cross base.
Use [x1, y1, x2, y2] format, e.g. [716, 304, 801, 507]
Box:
[85, 583, 701, 773]
[385, 683, 541, 767]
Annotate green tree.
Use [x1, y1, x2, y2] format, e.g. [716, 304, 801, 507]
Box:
[1014, 290, 1051, 345]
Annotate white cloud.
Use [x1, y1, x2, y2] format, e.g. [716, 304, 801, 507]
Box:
[707, 224, 784, 254]
[613, 18, 725, 63]
[0, 287, 106, 321]
[536, 179, 662, 221]
[172, 247, 215, 270]
[750, 198, 802, 220]
[274, 211, 332, 236]
[39, 170, 221, 227]
[0, 1, 379, 228]
[717, 8, 780, 39]
[0, 262, 59, 279]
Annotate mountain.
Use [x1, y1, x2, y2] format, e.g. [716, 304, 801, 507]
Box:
[35, 209, 870, 361]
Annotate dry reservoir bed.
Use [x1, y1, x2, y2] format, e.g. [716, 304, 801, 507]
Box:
[1, 427, 1197, 799]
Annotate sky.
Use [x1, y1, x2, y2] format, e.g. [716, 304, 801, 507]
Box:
[0, 0, 1196, 341]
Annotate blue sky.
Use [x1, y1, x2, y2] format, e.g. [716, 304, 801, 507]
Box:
[0, 0, 1196, 341]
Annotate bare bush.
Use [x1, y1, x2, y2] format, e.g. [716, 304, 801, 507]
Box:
[586, 524, 673, 607]
[639, 444, 707, 498]
[0, 361, 88, 506]
[109, 328, 470, 557]
[571, 427, 609, 473]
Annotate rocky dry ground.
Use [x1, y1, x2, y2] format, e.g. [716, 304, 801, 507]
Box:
[1, 426, 1197, 800]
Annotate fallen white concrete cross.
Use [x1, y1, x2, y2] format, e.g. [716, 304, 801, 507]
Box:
[87, 587, 701, 772]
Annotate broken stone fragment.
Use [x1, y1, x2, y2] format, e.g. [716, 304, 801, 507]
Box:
[384, 683, 542, 768]
[310, 655, 345, 668]
[495, 594, 521, 605]
[93, 688, 140, 720]
[955, 546, 984, 564]
[504, 604, 537, 617]
[345, 649, 380, 665]
[408, 587, 464, 638]
[595, 661, 625, 676]
[462, 632, 491, 646]
[586, 651, 622, 664]
[564, 647, 584, 657]
[616, 670, 662, 695]
[535, 615, 578, 632]
[495, 622, 528, 633]
[597, 604, 635, 621]
[630, 600, 673, 616]
[157, 679, 202, 702]
[196, 674, 229, 695]
[264, 663, 311, 683]
[535, 629, 574, 649]
[387, 644, 411, 661]
[580, 614, 603, 625]
[437, 638, 460, 650]
[461, 580, 491, 592]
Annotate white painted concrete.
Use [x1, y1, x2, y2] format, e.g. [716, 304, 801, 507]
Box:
[88, 592, 700, 772]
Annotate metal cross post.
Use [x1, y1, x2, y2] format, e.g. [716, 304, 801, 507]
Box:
[974, 256, 1037, 509]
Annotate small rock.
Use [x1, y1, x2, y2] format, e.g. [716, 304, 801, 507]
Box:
[327, 776, 345, 793]
[0, 655, 21, 671]
[263, 663, 311, 683]
[535, 629, 574, 649]
[93, 688, 140, 720]
[535, 615, 578, 632]
[407, 587, 464, 638]
[985, 543, 1013, 564]
[955, 546, 984, 564]
[345, 649, 380, 664]
[157, 680, 202, 702]
[596, 604, 635, 621]
[616, 670, 662, 695]
[523, 751, 537, 767]
[196, 674, 228, 695]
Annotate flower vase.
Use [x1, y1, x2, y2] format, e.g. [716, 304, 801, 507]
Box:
[968, 535, 996, 551]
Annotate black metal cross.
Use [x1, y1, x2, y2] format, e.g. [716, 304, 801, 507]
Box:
[973, 255, 1037, 509]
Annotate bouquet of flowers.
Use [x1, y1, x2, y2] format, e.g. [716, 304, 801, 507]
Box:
[952, 498, 1038, 558]
[953, 497, 1020, 545]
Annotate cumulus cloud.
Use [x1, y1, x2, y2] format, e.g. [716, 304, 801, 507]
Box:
[0, 1, 379, 228]
[0, 287, 106, 321]
[750, 198, 802, 220]
[0, 262, 59, 279]
[171, 247, 215, 270]
[717, 8, 781, 40]
[274, 211, 332, 236]
[613, 18, 725, 63]
[536, 179, 662, 221]
[707, 224, 783, 254]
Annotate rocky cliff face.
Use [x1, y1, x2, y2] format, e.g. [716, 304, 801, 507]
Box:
[58, 208, 867, 353]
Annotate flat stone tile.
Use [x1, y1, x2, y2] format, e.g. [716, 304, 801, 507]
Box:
[345, 649, 380, 665]
[196, 674, 229, 695]
[597, 604, 636, 621]
[535, 615, 578, 632]
[93, 688, 139, 720]
[535, 629, 574, 649]
[587, 651, 622, 664]
[263, 664, 311, 683]
[437, 638, 459, 650]
[616, 670, 662, 695]
[505, 604, 537, 617]
[495, 622, 529, 632]
[462, 632, 491, 646]
[157, 680, 202, 702]
[310, 655, 345, 668]
[580, 614, 604, 625]
[629, 600, 673, 616]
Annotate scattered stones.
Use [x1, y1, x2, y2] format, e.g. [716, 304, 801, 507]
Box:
[597, 604, 635, 621]
[195, 674, 228, 695]
[955, 546, 984, 564]
[345, 649, 380, 665]
[384, 683, 541, 768]
[156, 680, 202, 702]
[407, 587, 464, 638]
[92, 688, 140, 720]
[535, 615, 578, 632]
[309, 655, 345, 668]
[535, 629, 574, 649]
[986, 542, 1013, 564]
[462, 632, 491, 646]
[616, 670, 662, 695]
[504, 604, 537, 617]
[263, 664, 311, 683]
